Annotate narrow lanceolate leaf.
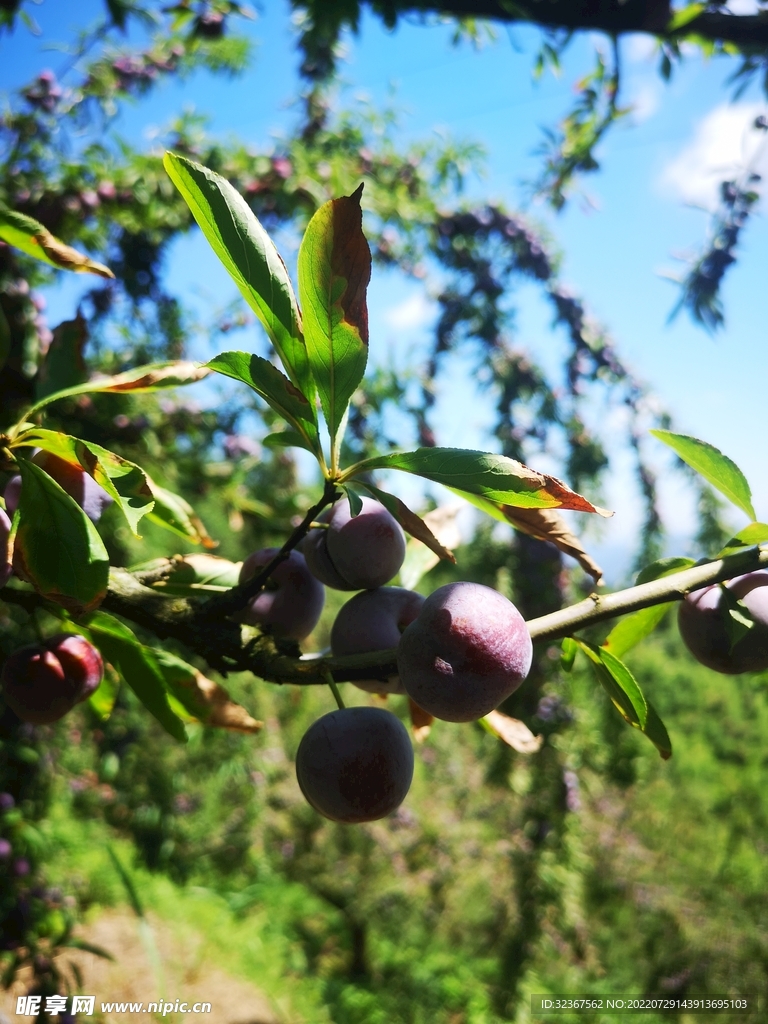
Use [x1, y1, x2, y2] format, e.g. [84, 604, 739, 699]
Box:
[207, 351, 319, 455]
[145, 480, 217, 549]
[651, 429, 755, 520]
[12, 458, 109, 612]
[635, 556, 696, 586]
[297, 184, 371, 450]
[359, 482, 456, 564]
[14, 428, 154, 537]
[25, 361, 210, 418]
[163, 153, 310, 395]
[575, 639, 672, 759]
[153, 650, 262, 733]
[0, 206, 114, 278]
[349, 448, 612, 514]
[718, 522, 768, 557]
[82, 612, 187, 742]
[341, 483, 364, 517]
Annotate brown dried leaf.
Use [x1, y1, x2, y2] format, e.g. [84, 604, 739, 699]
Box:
[36, 232, 114, 279]
[362, 484, 457, 564]
[400, 503, 462, 589]
[502, 505, 604, 584]
[483, 710, 542, 754]
[172, 666, 262, 733]
[409, 697, 434, 743]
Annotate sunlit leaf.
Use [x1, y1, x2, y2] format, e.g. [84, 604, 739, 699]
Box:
[26, 361, 210, 418]
[635, 555, 696, 585]
[207, 350, 319, 455]
[145, 480, 217, 549]
[718, 522, 768, 557]
[651, 429, 755, 520]
[12, 458, 109, 612]
[0, 205, 114, 278]
[297, 183, 371, 452]
[349, 447, 612, 513]
[88, 662, 121, 720]
[602, 604, 673, 659]
[14, 428, 154, 537]
[560, 637, 577, 672]
[163, 153, 311, 395]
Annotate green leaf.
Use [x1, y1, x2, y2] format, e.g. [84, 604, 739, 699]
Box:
[13, 458, 109, 612]
[560, 637, 577, 672]
[207, 351, 319, 455]
[576, 640, 648, 729]
[575, 639, 672, 759]
[83, 611, 187, 742]
[163, 153, 311, 395]
[297, 183, 371, 453]
[635, 555, 696, 586]
[651, 429, 755, 520]
[24, 360, 211, 419]
[88, 663, 121, 720]
[151, 649, 262, 733]
[145, 481, 217, 549]
[0, 205, 114, 278]
[341, 484, 363, 517]
[348, 448, 612, 513]
[718, 523, 768, 557]
[262, 430, 314, 452]
[14, 428, 154, 537]
[34, 314, 88, 401]
[107, 846, 145, 918]
[667, 2, 705, 31]
[131, 554, 242, 595]
[603, 604, 673, 659]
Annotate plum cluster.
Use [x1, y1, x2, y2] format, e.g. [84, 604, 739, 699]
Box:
[678, 571, 768, 674]
[247, 497, 534, 824]
[1, 634, 103, 725]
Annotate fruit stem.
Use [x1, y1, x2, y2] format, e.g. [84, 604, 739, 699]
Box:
[323, 669, 346, 710]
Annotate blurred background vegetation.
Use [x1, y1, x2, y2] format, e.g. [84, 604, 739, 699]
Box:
[1, 2, 768, 1021]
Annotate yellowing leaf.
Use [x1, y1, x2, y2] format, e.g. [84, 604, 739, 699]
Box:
[0, 206, 114, 278]
[501, 505, 603, 583]
[483, 710, 543, 754]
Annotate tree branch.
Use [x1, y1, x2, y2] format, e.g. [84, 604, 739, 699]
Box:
[365, 1, 768, 49]
[3, 544, 767, 690]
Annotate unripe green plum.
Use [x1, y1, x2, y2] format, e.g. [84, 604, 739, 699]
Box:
[238, 548, 324, 640]
[1, 634, 103, 724]
[0, 508, 11, 588]
[678, 571, 768, 674]
[397, 581, 533, 722]
[331, 587, 425, 694]
[5, 451, 113, 523]
[295, 706, 414, 823]
[303, 497, 406, 590]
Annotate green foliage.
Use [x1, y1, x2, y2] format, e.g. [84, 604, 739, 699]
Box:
[651, 429, 756, 521]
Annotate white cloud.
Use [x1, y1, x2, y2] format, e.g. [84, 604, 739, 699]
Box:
[659, 102, 768, 210]
[384, 292, 437, 331]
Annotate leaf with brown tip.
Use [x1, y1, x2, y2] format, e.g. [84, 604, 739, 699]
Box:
[483, 710, 543, 754]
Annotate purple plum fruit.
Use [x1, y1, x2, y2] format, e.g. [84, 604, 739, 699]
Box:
[303, 497, 406, 591]
[0, 508, 11, 588]
[678, 571, 768, 674]
[1, 634, 104, 724]
[238, 548, 324, 640]
[331, 587, 425, 694]
[295, 706, 414, 823]
[397, 581, 533, 722]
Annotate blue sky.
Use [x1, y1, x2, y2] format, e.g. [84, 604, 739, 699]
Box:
[3, 2, 767, 580]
